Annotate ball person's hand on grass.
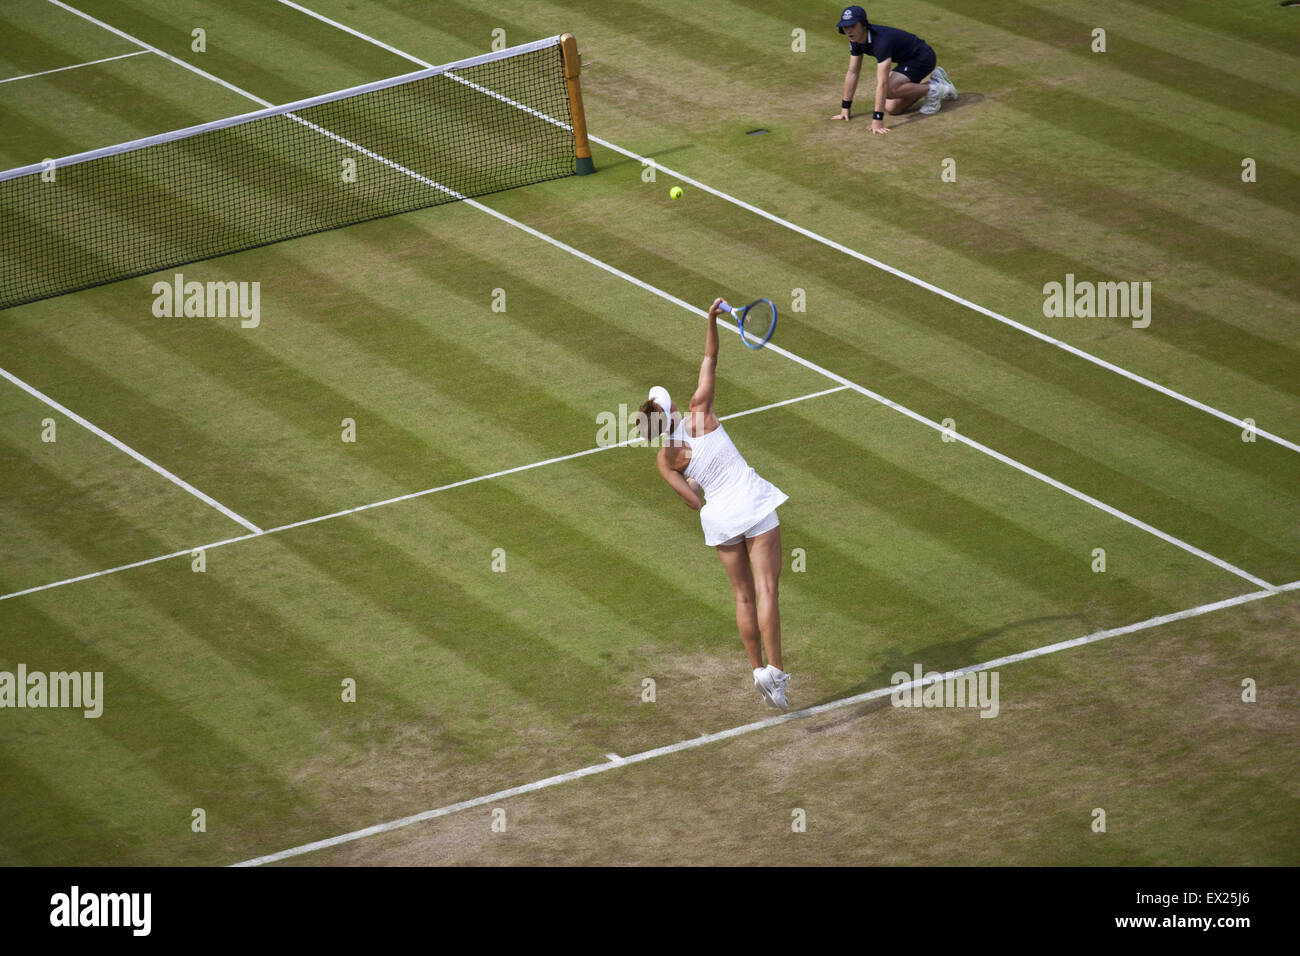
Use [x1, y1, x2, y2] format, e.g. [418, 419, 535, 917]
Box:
[832, 5, 956, 135]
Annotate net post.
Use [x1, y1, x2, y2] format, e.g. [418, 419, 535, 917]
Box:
[560, 33, 595, 175]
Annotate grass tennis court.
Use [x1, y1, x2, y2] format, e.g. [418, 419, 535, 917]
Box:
[1, 0, 1297, 866]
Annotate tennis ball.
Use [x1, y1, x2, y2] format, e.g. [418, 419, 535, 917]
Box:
[670, 186, 683, 199]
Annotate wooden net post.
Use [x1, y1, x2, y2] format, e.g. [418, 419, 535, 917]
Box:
[559, 34, 595, 175]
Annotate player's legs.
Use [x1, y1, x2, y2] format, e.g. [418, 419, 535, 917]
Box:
[745, 524, 783, 671]
[884, 70, 930, 115]
[716, 541, 763, 669]
[886, 46, 940, 114]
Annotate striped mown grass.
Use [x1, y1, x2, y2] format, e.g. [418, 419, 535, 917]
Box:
[1, 0, 1295, 864]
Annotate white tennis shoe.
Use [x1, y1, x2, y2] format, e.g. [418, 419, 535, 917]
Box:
[768, 666, 791, 710]
[755, 665, 791, 711]
[930, 66, 958, 100]
[920, 85, 943, 115]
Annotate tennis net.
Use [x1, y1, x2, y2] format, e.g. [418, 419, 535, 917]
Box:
[0, 35, 586, 310]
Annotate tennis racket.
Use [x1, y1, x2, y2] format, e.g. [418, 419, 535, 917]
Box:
[719, 298, 778, 349]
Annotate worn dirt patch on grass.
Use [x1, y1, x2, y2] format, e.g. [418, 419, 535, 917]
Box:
[281, 592, 1299, 865]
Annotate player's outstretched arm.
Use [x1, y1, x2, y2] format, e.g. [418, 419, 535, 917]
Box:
[832, 54, 863, 119]
[691, 298, 722, 415]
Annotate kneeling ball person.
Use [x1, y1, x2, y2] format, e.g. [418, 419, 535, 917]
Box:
[831, 5, 957, 133]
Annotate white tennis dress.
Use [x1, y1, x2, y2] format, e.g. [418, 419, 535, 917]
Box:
[671, 417, 788, 546]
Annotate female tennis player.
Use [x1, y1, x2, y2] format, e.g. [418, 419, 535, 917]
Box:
[637, 297, 792, 710]
[829, 5, 957, 133]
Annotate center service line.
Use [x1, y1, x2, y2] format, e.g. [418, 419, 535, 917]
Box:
[0, 386, 849, 602]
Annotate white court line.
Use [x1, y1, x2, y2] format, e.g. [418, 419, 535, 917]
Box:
[44, 0, 264, 104]
[441, 208, 1277, 589]
[0, 366, 262, 533]
[592, 154, 1300, 458]
[0, 49, 149, 85]
[27, 1, 1289, 868]
[273, 0, 1300, 457]
[232, 578, 1300, 866]
[40, 0, 1277, 591]
[263, 3, 1279, 589]
[0, 386, 850, 602]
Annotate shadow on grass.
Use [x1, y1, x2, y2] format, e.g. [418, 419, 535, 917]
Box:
[592, 142, 699, 171]
[891, 91, 985, 127]
[806, 610, 1090, 719]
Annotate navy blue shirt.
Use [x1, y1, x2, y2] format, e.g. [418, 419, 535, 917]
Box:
[849, 24, 927, 63]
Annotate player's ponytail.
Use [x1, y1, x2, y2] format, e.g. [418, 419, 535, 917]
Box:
[637, 398, 671, 442]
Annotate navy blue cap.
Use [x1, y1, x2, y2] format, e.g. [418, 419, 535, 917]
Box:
[836, 5, 867, 33]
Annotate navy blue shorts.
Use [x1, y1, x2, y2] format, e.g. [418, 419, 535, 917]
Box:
[892, 44, 936, 82]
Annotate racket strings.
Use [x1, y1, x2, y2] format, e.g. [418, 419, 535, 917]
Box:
[740, 299, 776, 348]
